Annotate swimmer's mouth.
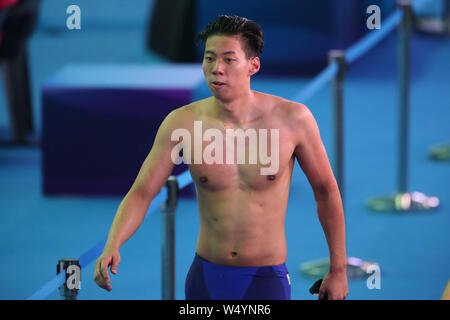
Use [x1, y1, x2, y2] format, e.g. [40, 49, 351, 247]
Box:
[212, 81, 226, 86]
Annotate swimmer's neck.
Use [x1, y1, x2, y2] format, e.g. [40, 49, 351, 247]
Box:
[213, 89, 257, 126]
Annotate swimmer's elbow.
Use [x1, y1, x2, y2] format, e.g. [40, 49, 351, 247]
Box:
[129, 182, 153, 205]
[311, 179, 339, 201]
[131, 173, 165, 204]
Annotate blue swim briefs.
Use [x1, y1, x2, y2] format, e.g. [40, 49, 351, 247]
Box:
[185, 253, 291, 300]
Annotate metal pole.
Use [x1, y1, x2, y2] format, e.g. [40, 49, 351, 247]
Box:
[56, 259, 81, 300]
[329, 50, 346, 211]
[161, 176, 178, 300]
[398, 0, 412, 194]
[366, 0, 439, 212]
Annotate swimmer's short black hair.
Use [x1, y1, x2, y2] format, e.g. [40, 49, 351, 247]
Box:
[197, 15, 264, 59]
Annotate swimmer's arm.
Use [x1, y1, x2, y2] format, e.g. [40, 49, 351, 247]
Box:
[103, 108, 182, 251]
[292, 104, 347, 274]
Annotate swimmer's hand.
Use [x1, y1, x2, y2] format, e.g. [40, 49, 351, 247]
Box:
[94, 249, 121, 291]
[318, 270, 348, 300]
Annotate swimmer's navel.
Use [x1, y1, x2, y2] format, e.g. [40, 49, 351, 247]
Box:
[199, 176, 208, 183]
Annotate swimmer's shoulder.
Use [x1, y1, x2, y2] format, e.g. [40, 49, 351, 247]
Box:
[162, 97, 213, 129]
[254, 90, 312, 125]
[169, 97, 213, 120]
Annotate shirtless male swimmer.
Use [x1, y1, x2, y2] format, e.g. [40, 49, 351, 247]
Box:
[94, 15, 349, 300]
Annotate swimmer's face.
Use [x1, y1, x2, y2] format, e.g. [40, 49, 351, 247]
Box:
[202, 34, 260, 101]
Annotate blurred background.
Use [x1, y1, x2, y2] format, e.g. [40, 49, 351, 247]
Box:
[0, 0, 448, 300]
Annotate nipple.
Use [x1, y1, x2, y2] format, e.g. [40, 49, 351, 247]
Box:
[267, 175, 276, 181]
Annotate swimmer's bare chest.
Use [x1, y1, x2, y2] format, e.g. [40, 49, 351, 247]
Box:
[179, 106, 298, 266]
[184, 116, 296, 192]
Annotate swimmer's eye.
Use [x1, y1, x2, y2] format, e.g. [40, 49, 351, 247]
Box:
[204, 56, 234, 63]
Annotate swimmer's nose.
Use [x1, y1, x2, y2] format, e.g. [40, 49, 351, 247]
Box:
[211, 60, 224, 75]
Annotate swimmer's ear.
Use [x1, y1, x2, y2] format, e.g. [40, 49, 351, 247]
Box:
[248, 56, 260, 76]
